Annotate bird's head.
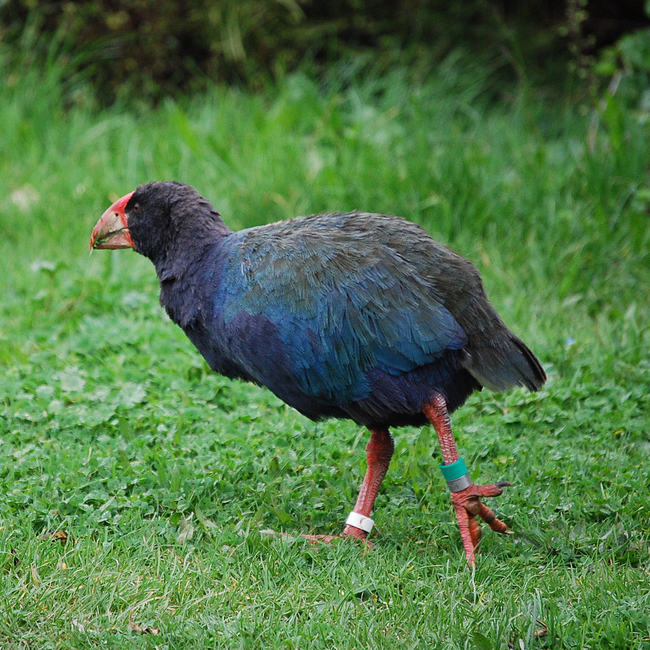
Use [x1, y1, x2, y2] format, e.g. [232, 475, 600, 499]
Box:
[90, 181, 226, 264]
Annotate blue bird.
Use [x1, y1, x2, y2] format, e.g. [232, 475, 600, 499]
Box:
[91, 181, 545, 563]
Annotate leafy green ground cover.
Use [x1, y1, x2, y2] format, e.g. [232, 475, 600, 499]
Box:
[1, 58, 649, 648]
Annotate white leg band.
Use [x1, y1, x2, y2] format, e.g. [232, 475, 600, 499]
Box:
[345, 511, 374, 533]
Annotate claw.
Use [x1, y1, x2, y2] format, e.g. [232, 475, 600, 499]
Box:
[450, 481, 511, 564]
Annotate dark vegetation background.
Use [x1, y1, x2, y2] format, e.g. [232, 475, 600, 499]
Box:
[1, 0, 649, 104]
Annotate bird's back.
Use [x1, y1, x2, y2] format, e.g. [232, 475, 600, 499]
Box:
[169, 211, 545, 428]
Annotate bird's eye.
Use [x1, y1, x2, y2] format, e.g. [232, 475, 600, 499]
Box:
[133, 203, 140, 212]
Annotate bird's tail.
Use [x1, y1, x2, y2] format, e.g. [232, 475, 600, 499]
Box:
[464, 332, 546, 393]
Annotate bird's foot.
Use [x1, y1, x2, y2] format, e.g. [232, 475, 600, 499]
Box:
[297, 525, 373, 547]
[273, 524, 373, 547]
[264, 526, 374, 548]
[298, 533, 343, 544]
[450, 480, 513, 565]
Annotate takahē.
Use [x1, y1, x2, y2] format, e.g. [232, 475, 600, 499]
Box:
[90, 181, 546, 563]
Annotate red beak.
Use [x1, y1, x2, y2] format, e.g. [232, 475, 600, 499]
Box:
[90, 191, 136, 251]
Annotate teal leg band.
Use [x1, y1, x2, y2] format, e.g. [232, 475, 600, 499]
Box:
[440, 458, 472, 492]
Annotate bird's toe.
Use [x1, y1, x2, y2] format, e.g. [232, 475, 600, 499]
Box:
[450, 480, 512, 563]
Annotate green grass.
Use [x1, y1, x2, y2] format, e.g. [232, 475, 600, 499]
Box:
[1, 54, 650, 649]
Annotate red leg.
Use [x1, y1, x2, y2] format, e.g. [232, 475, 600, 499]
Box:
[423, 393, 512, 564]
[293, 428, 393, 545]
[341, 428, 395, 541]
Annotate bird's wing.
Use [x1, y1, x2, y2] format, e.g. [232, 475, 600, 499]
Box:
[208, 214, 467, 403]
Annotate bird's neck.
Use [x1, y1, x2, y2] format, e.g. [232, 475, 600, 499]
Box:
[155, 230, 230, 328]
[152, 217, 231, 278]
